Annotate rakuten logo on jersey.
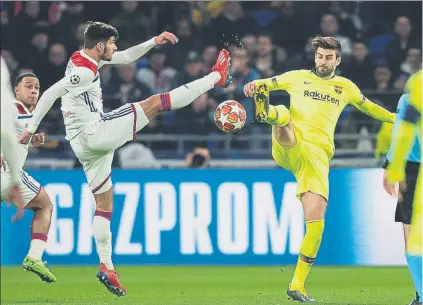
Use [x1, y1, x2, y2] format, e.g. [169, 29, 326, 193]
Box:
[304, 90, 340, 106]
[44, 182, 304, 257]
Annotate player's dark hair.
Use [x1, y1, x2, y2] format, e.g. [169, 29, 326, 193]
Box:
[15, 72, 38, 87]
[311, 36, 342, 58]
[84, 21, 119, 49]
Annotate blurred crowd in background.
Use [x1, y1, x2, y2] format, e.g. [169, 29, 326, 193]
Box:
[1, 1, 422, 157]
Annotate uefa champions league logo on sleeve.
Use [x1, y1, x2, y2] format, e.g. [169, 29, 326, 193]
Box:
[70, 75, 80, 85]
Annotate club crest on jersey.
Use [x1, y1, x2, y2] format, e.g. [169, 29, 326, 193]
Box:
[334, 85, 343, 94]
[25, 123, 28, 128]
[70, 75, 80, 85]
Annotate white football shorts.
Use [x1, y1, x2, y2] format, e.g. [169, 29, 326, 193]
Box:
[1, 170, 41, 206]
[70, 103, 149, 194]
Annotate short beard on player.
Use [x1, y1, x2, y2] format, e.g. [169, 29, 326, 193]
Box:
[24, 98, 37, 111]
[101, 45, 112, 62]
[315, 66, 334, 78]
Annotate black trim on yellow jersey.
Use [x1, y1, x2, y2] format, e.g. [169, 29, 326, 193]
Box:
[403, 104, 421, 124]
[311, 69, 336, 79]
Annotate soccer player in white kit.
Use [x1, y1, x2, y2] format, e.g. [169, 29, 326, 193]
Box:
[20, 21, 230, 296]
[1, 72, 57, 283]
[1, 56, 24, 222]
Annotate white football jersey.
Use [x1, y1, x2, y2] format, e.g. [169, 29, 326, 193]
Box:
[1, 56, 21, 182]
[1, 100, 34, 172]
[60, 50, 105, 140]
[26, 37, 158, 140]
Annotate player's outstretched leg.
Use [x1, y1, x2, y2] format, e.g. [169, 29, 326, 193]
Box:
[159, 49, 230, 111]
[22, 188, 56, 283]
[130, 49, 230, 132]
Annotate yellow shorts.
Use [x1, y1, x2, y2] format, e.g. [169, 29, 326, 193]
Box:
[408, 167, 422, 256]
[271, 127, 330, 201]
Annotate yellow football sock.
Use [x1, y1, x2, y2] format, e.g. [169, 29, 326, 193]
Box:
[290, 220, 325, 290]
[408, 172, 422, 256]
[266, 105, 290, 127]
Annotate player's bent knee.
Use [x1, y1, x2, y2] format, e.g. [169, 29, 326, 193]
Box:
[137, 94, 162, 121]
[26, 188, 52, 212]
[272, 124, 296, 148]
[301, 192, 328, 221]
[93, 186, 114, 212]
[130, 102, 150, 134]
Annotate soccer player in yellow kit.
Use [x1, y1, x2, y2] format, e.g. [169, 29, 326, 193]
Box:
[244, 36, 396, 302]
[386, 70, 422, 304]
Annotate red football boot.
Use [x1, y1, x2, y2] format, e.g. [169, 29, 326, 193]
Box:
[212, 49, 230, 87]
[97, 263, 127, 297]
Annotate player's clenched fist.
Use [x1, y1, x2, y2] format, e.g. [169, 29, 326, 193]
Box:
[244, 81, 257, 97]
[31, 133, 46, 147]
[154, 31, 179, 45]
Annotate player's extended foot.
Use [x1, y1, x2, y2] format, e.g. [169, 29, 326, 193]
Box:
[22, 256, 57, 283]
[287, 284, 315, 303]
[212, 49, 230, 87]
[97, 263, 127, 297]
[253, 83, 270, 123]
[408, 292, 422, 305]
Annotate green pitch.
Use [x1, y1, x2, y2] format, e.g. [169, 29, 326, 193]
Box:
[1, 266, 413, 305]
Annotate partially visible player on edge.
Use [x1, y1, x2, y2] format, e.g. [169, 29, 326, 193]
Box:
[244, 36, 396, 302]
[381, 92, 421, 305]
[1, 72, 56, 283]
[1, 56, 24, 222]
[386, 70, 422, 305]
[19, 21, 230, 297]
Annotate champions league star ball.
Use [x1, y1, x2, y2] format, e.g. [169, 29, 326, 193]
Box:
[214, 100, 247, 132]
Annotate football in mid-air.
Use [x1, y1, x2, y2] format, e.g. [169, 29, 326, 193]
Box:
[214, 100, 246, 132]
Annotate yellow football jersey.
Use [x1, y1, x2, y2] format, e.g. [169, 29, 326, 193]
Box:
[387, 70, 422, 183]
[405, 69, 422, 116]
[255, 69, 395, 158]
[387, 70, 422, 255]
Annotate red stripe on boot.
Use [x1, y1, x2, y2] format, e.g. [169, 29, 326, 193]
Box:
[31, 233, 48, 242]
[95, 210, 112, 221]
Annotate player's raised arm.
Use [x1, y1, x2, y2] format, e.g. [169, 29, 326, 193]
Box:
[244, 71, 295, 97]
[348, 83, 395, 123]
[20, 67, 94, 143]
[99, 31, 178, 67]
